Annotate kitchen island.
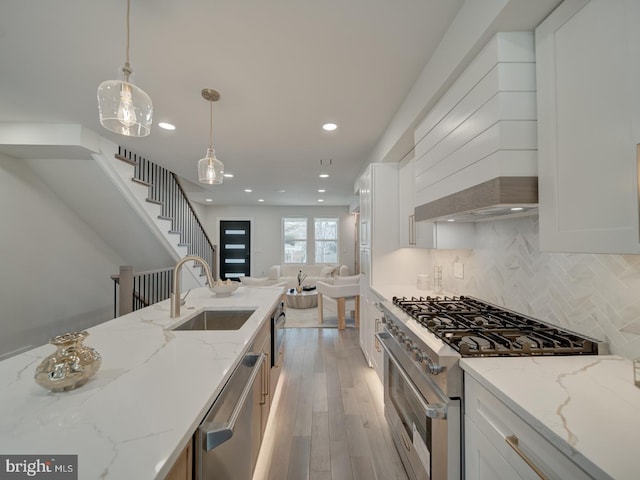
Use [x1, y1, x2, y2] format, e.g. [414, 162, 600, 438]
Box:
[0, 285, 284, 479]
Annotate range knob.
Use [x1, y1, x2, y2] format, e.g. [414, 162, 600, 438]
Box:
[409, 347, 422, 360]
[415, 351, 429, 363]
[405, 340, 417, 351]
[397, 332, 407, 342]
[424, 357, 446, 375]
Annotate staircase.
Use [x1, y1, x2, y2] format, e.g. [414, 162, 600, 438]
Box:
[92, 140, 216, 292]
[118, 147, 215, 273]
[107, 147, 217, 315]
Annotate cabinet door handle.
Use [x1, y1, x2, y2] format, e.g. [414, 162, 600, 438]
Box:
[505, 435, 548, 480]
[409, 214, 416, 245]
[260, 354, 269, 405]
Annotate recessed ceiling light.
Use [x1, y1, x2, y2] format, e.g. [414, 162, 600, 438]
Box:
[510, 207, 524, 211]
[322, 123, 337, 131]
[258, 199, 264, 202]
[158, 122, 176, 130]
[277, 189, 286, 193]
[318, 189, 326, 193]
[317, 199, 325, 202]
[223, 173, 234, 178]
[205, 198, 213, 202]
[244, 189, 252, 193]
[319, 174, 329, 178]
[447, 219, 455, 222]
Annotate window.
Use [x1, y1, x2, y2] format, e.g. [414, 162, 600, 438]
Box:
[283, 218, 307, 263]
[315, 218, 338, 263]
[282, 217, 339, 264]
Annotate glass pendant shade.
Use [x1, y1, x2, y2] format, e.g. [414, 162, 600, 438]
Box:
[97, 79, 153, 137]
[198, 148, 224, 184]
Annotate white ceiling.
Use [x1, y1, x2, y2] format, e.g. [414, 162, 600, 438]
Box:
[0, 0, 465, 206]
[1, 1, 564, 208]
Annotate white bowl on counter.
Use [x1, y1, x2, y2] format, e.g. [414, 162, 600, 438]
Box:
[209, 283, 240, 296]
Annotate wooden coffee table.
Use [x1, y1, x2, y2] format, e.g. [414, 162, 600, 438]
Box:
[285, 290, 318, 309]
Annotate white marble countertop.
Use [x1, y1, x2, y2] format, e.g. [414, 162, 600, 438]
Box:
[371, 283, 447, 301]
[461, 355, 640, 480]
[0, 285, 284, 479]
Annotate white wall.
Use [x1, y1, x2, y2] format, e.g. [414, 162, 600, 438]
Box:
[0, 153, 125, 359]
[202, 205, 356, 277]
[424, 216, 640, 358]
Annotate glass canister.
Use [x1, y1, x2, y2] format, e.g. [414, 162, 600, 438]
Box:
[34, 331, 102, 392]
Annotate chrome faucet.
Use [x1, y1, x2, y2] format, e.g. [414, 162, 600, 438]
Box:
[170, 255, 215, 318]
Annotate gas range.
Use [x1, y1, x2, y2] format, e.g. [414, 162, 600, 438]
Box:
[377, 295, 607, 480]
[378, 295, 607, 399]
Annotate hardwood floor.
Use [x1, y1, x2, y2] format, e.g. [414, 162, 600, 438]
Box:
[253, 328, 408, 480]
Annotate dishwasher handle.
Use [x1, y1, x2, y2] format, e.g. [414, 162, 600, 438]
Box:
[202, 353, 265, 451]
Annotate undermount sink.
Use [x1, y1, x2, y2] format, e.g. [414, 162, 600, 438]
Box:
[172, 310, 255, 331]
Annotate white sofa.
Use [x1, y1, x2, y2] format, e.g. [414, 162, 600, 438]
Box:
[241, 264, 349, 289]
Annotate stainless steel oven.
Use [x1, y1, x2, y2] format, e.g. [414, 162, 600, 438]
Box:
[378, 295, 606, 480]
[378, 331, 460, 480]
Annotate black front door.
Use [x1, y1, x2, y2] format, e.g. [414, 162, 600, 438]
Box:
[219, 220, 251, 281]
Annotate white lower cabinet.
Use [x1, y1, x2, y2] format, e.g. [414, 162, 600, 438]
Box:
[359, 292, 373, 367]
[368, 299, 384, 382]
[465, 417, 519, 480]
[464, 375, 593, 480]
[359, 290, 384, 382]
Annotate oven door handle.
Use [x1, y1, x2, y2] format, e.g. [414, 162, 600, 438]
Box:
[377, 332, 447, 420]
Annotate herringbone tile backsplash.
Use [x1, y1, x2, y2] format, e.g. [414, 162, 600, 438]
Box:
[429, 215, 640, 358]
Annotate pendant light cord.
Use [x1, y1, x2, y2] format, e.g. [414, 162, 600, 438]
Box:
[209, 100, 214, 149]
[122, 0, 132, 79]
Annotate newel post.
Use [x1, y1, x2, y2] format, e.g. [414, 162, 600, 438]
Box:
[118, 265, 134, 317]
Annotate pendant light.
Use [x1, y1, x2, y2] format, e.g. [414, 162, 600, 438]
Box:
[197, 89, 224, 184]
[97, 0, 152, 137]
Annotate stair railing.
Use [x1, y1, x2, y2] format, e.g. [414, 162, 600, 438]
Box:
[111, 265, 174, 317]
[115, 147, 216, 277]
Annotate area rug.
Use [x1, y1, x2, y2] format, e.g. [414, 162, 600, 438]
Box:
[284, 304, 357, 329]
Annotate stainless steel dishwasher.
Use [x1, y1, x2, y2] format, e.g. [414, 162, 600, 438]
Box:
[196, 352, 265, 480]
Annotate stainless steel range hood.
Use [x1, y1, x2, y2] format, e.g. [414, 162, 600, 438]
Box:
[414, 176, 538, 222]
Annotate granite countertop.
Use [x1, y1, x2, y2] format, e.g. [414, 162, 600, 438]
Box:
[461, 355, 640, 480]
[0, 285, 284, 479]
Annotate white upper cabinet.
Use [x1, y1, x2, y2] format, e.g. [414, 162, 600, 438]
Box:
[398, 156, 475, 249]
[356, 163, 399, 258]
[536, 0, 640, 254]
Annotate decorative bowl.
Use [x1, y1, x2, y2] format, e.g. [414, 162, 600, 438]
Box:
[209, 283, 240, 296]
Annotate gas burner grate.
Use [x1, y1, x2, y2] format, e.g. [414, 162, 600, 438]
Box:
[392, 295, 601, 357]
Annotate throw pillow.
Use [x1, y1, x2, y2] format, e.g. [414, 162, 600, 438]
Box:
[320, 266, 337, 277]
